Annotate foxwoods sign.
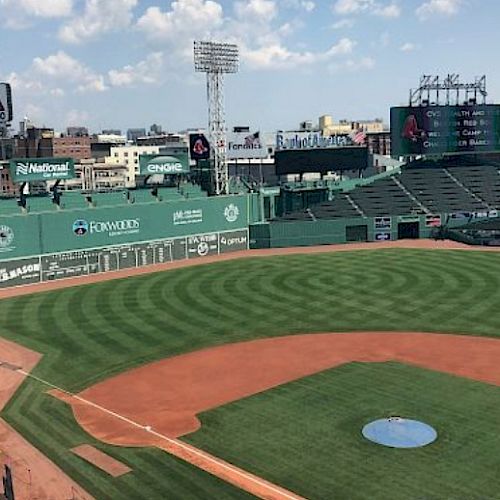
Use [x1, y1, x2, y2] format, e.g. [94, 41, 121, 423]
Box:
[276, 132, 353, 150]
[10, 158, 75, 182]
[73, 218, 141, 238]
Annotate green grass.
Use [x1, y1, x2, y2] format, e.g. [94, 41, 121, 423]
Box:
[1, 248, 500, 498]
[186, 362, 500, 500]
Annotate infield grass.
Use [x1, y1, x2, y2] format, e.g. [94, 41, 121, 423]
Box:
[1, 249, 500, 498]
[186, 362, 500, 500]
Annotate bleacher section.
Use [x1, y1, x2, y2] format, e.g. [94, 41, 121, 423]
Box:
[399, 168, 489, 213]
[278, 164, 500, 221]
[26, 196, 57, 213]
[0, 198, 21, 215]
[447, 166, 500, 208]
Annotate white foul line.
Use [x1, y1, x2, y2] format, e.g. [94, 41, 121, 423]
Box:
[12, 367, 304, 500]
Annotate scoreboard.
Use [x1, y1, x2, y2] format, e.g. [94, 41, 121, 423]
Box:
[0, 229, 248, 289]
[391, 104, 500, 156]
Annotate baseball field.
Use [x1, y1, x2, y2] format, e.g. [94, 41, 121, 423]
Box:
[1, 241, 500, 499]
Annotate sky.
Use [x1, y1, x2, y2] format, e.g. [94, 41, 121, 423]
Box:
[0, 0, 497, 134]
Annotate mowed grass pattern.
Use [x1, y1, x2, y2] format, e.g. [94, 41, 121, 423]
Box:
[186, 362, 500, 499]
[0, 249, 500, 498]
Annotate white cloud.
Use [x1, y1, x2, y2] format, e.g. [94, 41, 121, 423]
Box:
[235, 0, 277, 20]
[374, 4, 400, 17]
[331, 19, 355, 29]
[1, 0, 73, 29]
[400, 42, 416, 52]
[59, 0, 137, 44]
[416, 0, 461, 20]
[333, 0, 400, 18]
[66, 109, 89, 125]
[32, 51, 107, 92]
[108, 53, 164, 87]
[136, 0, 223, 45]
[281, 0, 315, 11]
[329, 56, 375, 73]
[243, 37, 355, 69]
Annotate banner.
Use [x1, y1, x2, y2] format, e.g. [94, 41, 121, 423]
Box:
[276, 131, 355, 151]
[227, 131, 267, 159]
[139, 153, 190, 175]
[10, 158, 75, 182]
[391, 105, 500, 156]
[189, 133, 210, 161]
[0, 83, 13, 124]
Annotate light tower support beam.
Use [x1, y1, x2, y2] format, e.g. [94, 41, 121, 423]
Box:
[194, 41, 239, 196]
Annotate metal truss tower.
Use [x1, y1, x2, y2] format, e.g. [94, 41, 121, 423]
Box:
[409, 74, 487, 107]
[194, 41, 239, 195]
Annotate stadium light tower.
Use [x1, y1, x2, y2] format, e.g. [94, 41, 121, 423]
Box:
[194, 41, 239, 195]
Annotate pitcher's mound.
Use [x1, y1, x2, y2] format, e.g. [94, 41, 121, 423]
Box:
[362, 417, 437, 448]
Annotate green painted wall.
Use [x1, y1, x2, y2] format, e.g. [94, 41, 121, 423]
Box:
[0, 194, 258, 260]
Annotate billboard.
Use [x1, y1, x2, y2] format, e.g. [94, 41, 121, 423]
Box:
[139, 153, 190, 175]
[227, 131, 267, 159]
[10, 158, 75, 182]
[275, 131, 357, 151]
[189, 133, 210, 161]
[275, 147, 369, 175]
[0, 83, 13, 124]
[391, 105, 500, 156]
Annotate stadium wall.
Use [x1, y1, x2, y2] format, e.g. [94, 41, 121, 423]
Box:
[249, 213, 473, 248]
[0, 194, 259, 288]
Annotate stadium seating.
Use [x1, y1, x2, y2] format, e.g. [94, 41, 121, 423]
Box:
[59, 192, 89, 210]
[278, 164, 500, 221]
[26, 196, 56, 213]
[0, 198, 21, 215]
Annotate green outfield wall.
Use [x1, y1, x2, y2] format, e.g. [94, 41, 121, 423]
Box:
[249, 212, 486, 248]
[0, 194, 259, 288]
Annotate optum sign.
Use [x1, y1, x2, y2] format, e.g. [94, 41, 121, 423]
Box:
[139, 153, 190, 175]
[10, 158, 75, 182]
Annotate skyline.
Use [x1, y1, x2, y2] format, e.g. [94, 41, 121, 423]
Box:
[0, 0, 496, 133]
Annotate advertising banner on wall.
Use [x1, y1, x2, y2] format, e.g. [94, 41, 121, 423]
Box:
[139, 153, 190, 175]
[275, 131, 357, 151]
[390, 104, 500, 156]
[0, 83, 13, 124]
[39, 195, 249, 254]
[227, 131, 267, 159]
[10, 158, 75, 182]
[189, 133, 210, 161]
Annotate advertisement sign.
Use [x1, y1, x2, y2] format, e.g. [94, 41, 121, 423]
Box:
[425, 215, 442, 227]
[189, 133, 210, 161]
[10, 158, 75, 182]
[391, 105, 500, 156]
[375, 232, 391, 241]
[276, 131, 355, 151]
[0, 83, 13, 124]
[227, 131, 267, 159]
[374, 217, 391, 230]
[139, 153, 190, 175]
[0, 257, 41, 287]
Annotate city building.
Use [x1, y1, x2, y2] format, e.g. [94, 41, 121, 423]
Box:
[105, 145, 161, 186]
[136, 133, 186, 147]
[66, 126, 89, 137]
[127, 128, 147, 143]
[102, 129, 122, 136]
[53, 135, 91, 160]
[366, 131, 391, 156]
[150, 123, 163, 135]
[319, 115, 385, 135]
[15, 127, 54, 158]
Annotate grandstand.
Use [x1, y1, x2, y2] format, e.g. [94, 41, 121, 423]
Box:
[278, 163, 500, 221]
[0, 183, 209, 215]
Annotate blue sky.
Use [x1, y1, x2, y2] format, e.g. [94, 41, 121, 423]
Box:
[0, 0, 496, 133]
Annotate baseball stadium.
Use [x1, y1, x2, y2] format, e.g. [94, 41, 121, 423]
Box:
[2, 62, 500, 500]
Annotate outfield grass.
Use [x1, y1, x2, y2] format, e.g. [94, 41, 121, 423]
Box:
[1, 249, 500, 498]
[186, 362, 500, 499]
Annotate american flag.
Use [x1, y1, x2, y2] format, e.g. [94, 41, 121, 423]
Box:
[244, 131, 260, 146]
[349, 128, 366, 145]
